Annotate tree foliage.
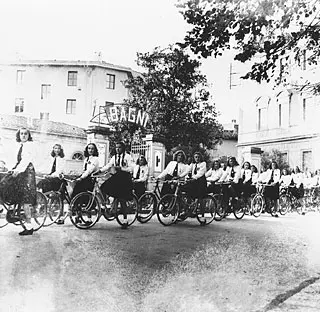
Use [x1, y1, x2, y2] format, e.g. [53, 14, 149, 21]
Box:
[124, 45, 223, 151]
[178, 0, 320, 92]
[261, 148, 289, 171]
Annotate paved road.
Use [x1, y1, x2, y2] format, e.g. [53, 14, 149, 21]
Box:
[0, 212, 319, 312]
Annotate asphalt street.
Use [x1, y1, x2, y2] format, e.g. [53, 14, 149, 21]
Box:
[0, 212, 319, 312]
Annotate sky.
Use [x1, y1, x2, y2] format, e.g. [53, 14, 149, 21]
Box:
[0, 0, 238, 124]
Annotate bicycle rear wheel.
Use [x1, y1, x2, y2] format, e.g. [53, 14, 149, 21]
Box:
[212, 194, 226, 221]
[137, 192, 156, 223]
[70, 192, 101, 229]
[28, 191, 48, 231]
[157, 194, 179, 226]
[251, 194, 263, 218]
[44, 191, 62, 226]
[196, 195, 216, 225]
[115, 197, 138, 227]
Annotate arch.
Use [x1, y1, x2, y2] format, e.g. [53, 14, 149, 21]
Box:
[72, 151, 84, 161]
[255, 95, 271, 108]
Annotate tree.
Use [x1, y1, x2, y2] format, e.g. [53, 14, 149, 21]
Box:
[261, 149, 289, 171]
[124, 45, 223, 151]
[178, 0, 320, 93]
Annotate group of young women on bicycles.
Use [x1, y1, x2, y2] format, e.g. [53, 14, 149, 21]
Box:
[0, 127, 150, 234]
[1, 127, 319, 235]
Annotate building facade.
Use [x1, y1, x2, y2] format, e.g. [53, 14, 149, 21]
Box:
[0, 60, 165, 176]
[237, 53, 320, 172]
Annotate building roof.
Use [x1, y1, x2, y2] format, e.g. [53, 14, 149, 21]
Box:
[1, 59, 136, 74]
[0, 114, 86, 138]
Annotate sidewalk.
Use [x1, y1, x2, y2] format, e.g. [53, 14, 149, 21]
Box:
[269, 278, 320, 311]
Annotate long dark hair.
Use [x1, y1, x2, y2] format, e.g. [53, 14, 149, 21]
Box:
[16, 128, 33, 142]
[84, 143, 99, 157]
[227, 156, 239, 167]
[51, 144, 65, 158]
[136, 155, 147, 166]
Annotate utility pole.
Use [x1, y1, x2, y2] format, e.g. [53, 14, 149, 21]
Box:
[229, 63, 240, 89]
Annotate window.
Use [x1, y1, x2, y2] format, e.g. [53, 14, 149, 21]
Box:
[14, 98, 24, 113]
[66, 99, 76, 114]
[258, 108, 267, 130]
[67, 71, 77, 86]
[278, 104, 282, 127]
[41, 84, 51, 99]
[106, 74, 115, 89]
[72, 152, 84, 161]
[16, 70, 25, 85]
[280, 152, 288, 164]
[302, 151, 312, 171]
[40, 112, 49, 120]
[303, 99, 306, 121]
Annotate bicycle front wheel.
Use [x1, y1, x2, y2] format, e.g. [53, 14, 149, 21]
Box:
[115, 197, 138, 227]
[156, 194, 179, 226]
[196, 195, 216, 225]
[137, 192, 157, 223]
[233, 198, 245, 220]
[70, 192, 101, 229]
[44, 191, 62, 226]
[279, 195, 290, 215]
[0, 202, 8, 228]
[251, 194, 263, 218]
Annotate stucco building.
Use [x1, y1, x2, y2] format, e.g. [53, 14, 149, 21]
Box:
[236, 52, 320, 172]
[0, 60, 165, 176]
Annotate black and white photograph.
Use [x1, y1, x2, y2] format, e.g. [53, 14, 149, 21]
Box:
[0, 0, 320, 311]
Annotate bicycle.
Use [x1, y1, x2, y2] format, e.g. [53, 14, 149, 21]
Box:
[251, 182, 278, 217]
[156, 180, 216, 226]
[0, 173, 48, 231]
[136, 177, 161, 223]
[279, 185, 304, 215]
[70, 174, 138, 229]
[211, 181, 246, 220]
[38, 175, 76, 226]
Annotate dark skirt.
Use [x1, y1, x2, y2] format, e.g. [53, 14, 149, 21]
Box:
[181, 176, 207, 199]
[289, 184, 304, 199]
[37, 177, 63, 193]
[160, 174, 177, 197]
[207, 182, 222, 195]
[71, 176, 95, 199]
[264, 183, 280, 200]
[100, 171, 133, 200]
[133, 181, 146, 199]
[0, 163, 36, 206]
[242, 180, 254, 197]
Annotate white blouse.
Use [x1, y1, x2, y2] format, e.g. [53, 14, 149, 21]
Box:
[240, 168, 252, 183]
[279, 175, 293, 187]
[132, 164, 149, 183]
[262, 169, 281, 184]
[158, 161, 189, 180]
[205, 168, 223, 183]
[12, 141, 35, 173]
[252, 172, 259, 183]
[101, 153, 134, 173]
[80, 156, 99, 179]
[188, 162, 206, 180]
[49, 156, 66, 178]
[220, 165, 241, 183]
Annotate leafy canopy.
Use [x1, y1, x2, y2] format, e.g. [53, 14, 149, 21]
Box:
[124, 45, 223, 151]
[178, 0, 320, 91]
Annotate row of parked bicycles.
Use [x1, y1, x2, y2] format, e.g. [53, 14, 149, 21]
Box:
[0, 174, 319, 233]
